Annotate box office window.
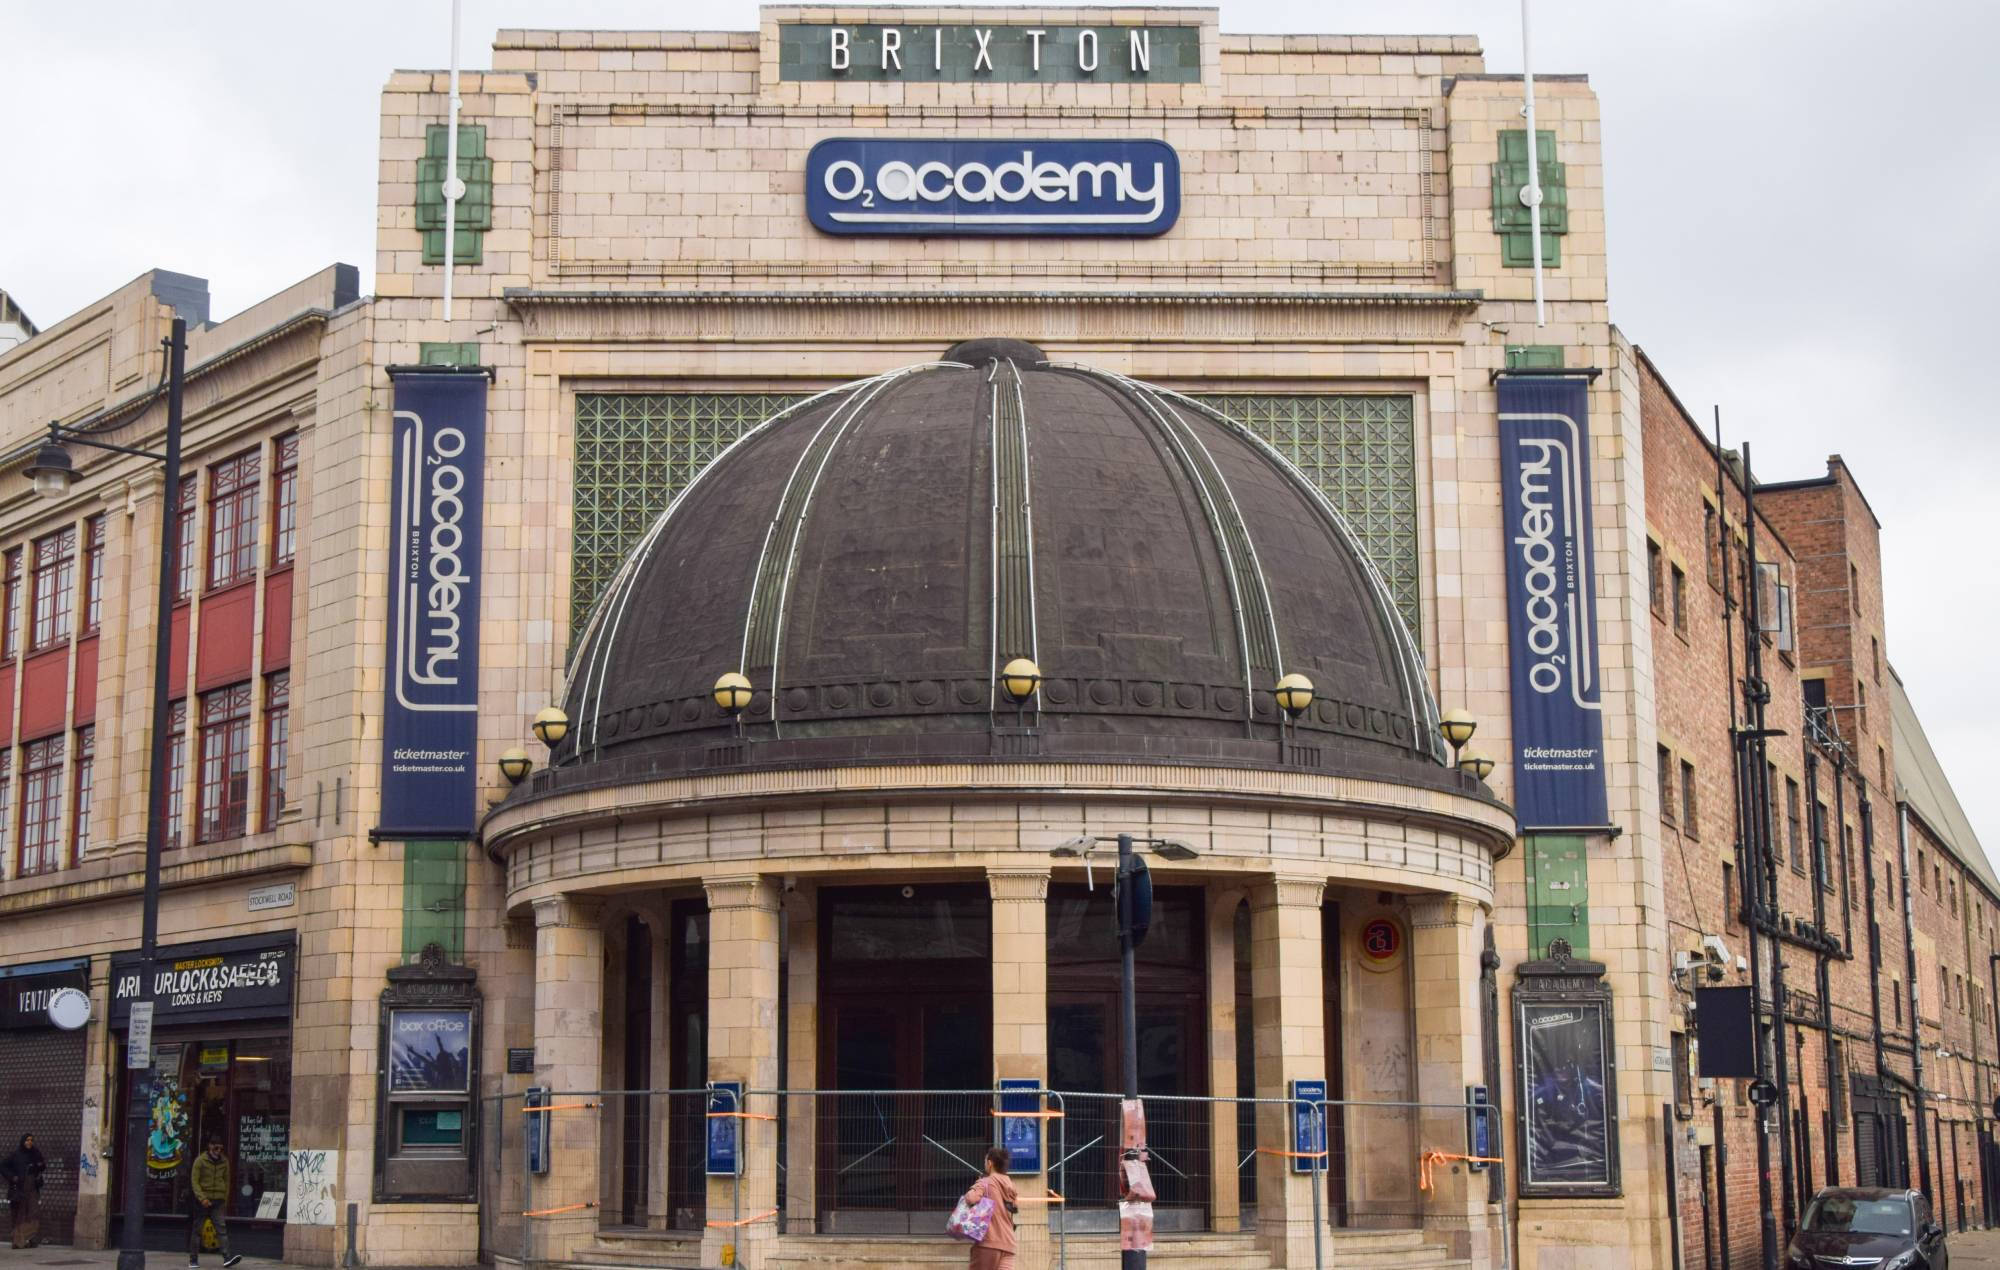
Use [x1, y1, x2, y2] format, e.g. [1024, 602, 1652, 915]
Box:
[570, 391, 1423, 642]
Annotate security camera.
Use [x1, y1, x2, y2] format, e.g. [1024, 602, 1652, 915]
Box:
[1700, 935, 1732, 967]
[1706, 963, 1726, 983]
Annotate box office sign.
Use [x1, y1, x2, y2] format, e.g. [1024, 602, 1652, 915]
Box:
[806, 138, 1180, 237]
[0, 958, 88, 1031]
[1497, 374, 1611, 832]
[780, 24, 1201, 83]
[112, 936, 295, 1028]
[380, 369, 488, 837]
[388, 1009, 472, 1094]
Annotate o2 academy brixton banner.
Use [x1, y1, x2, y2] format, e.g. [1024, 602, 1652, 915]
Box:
[1497, 375, 1611, 832]
[380, 369, 487, 837]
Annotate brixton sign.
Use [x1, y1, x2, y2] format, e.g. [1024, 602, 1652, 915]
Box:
[111, 934, 296, 1027]
[806, 138, 1181, 237]
[780, 23, 1200, 83]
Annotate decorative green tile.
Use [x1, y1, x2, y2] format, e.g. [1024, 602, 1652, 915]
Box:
[1492, 129, 1566, 268]
[417, 124, 493, 266]
[418, 342, 481, 368]
[402, 839, 466, 963]
[1505, 345, 1564, 370]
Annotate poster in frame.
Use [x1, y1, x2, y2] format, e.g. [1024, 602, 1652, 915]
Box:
[1512, 939, 1621, 1198]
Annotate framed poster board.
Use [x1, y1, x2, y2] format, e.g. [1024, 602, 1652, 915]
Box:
[1512, 939, 1621, 1197]
[997, 1079, 1043, 1176]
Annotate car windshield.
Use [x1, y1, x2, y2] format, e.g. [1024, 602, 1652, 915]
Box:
[1803, 1195, 1912, 1235]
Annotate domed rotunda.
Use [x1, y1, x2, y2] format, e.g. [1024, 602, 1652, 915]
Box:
[484, 341, 1515, 1268]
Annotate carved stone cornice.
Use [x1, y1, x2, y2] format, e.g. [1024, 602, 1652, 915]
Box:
[1253, 876, 1327, 911]
[704, 874, 781, 912]
[504, 288, 1481, 348]
[1408, 893, 1480, 930]
[987, 869, 1053, 902]
[531, 893, 602, 930]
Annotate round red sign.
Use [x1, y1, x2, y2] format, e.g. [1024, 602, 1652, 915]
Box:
[1361, 918, 1403, 962]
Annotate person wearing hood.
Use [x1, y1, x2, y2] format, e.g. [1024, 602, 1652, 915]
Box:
[1, 1132, 47, 1248]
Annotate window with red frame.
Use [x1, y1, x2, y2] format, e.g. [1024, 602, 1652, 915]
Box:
[1, 549, 20, 660]
[207, 450, 260, 590]
[30, 525, 76, 650]
[71, 725, 94, 855]
[165, 699, 187, 847]
[272, 433, 299, 566]
[18, 733, 66, 875]
[198, 682, 253, 843]
[83, 516, 105, 632]
[263, 671, 289, 829]
[174, 481, 197, 602]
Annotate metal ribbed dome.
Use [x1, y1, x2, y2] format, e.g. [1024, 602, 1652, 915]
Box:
[551, 344, 1450, 790]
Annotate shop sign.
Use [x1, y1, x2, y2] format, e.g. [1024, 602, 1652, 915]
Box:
[806, 138, 1180, 237]
[780, 24, 1201, 84]
[388, 1008, 472, 1093]
[1497, 374, 1611, 831]
[112, 935, 295, 1027]
[380, 368, 488, 837]
[0, 958, 88, 1031]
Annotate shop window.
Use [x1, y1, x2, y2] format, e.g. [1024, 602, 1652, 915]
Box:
[1657, 745, 1675, 825]
[1680, 759, 1697, 831]
[1647, 540, 1665, 617]
[1786, 778, 1804, 874]
[198, 682, 254, 843]
[1670, 563, 1688, 634]
[83, 516, 104, 633]
[207, 450, 261, 591]
[271, 433, 299, 567]
[18, 733, 66, 875]
[71, 725, 94, 855]
[174, 480, 197, 603]
[165, 698, 187, 847]
[262, 671, 289, 830]
[30, 524, 76, 650]
[1, 548, 19, 660]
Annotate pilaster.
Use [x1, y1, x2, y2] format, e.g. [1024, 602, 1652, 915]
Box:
[532, 893, 604, 1262]
[701, 875, 781, 1268]
[988, 867, 1052, 1257]
[1250, 874, 1327, 1267]
[1408, 893, 1494, 1264]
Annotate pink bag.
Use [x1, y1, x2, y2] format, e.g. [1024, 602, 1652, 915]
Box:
[947, 1187, 995, 1243]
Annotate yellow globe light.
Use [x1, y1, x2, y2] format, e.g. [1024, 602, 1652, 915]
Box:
[532, 706, 570, 747]
[1000, 658, 1042, 703]
[1274, 672, 1315, 719]
[713, 671, 754, 715]
[498, 747, 532, 785]
[1440, 708, 1477, 751]
[1458, 748, 1496, 782]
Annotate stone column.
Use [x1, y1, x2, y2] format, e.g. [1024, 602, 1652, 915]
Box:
[1250, 875, 1328, 1267]
[1207, 886, 1248, 1233]
[1408, 893, 1490, 1265]
[988, 869, 1052, 1257]
[532, 893, 605, 1262]
[701, 875, 781, 1268]
[783, 884, 819, 1233]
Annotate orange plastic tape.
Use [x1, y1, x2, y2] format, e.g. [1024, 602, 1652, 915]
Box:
[705, 1111, 777, 1121]
[1418, 1149, 1505, 1192]
[990, 1109, 1065, 1119]
[1255, 1147, 1328, 1160]
[1018, 1191, 1066, 1205]
[523, 1202, 597, 1218]
[522, 1102, 597, 1114]
[705, 1208, 779, 1228]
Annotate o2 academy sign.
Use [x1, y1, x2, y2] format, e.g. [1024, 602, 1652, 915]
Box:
[780, 23, 1200, 83]
[808, 138, 1180, 236]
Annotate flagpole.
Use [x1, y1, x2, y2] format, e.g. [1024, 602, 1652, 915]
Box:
[1520, 0, 1547, 326]
[441, 0, 464, 322]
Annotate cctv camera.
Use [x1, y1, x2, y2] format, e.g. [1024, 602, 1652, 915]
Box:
[1706, 963, 1725, 983]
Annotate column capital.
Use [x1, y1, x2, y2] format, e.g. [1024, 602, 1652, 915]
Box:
[704, 873, 781, 913]
[532, 893, 603, 930]
[988, 867, 1052, 902]
[1407, 892, 1481, 930]
[1251, 875, 1326, 912]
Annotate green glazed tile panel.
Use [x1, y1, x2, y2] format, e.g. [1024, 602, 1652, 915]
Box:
[1504, 345, 1565, 370]
[418, 342, 481, 368]
[416, 124, 493, 266]
[1492, 129, 1566, 268]
[402, 839, 467, 963]
[1525, 833, 1590, 960]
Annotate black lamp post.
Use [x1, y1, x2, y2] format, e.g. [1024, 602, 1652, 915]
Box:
[26, 317, 186, 1270]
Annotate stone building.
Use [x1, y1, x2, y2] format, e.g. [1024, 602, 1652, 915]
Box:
[0, 6, 1991, 1270]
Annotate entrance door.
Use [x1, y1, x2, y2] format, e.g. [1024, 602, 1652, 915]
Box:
[618, 914, 653, 1227]
[1046, 884, 1209, 1231]
[817, 885, 992, 1233]
[664, 899, 708, 1231]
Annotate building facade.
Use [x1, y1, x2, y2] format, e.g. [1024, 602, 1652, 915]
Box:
[0, 7, 1990, 1270]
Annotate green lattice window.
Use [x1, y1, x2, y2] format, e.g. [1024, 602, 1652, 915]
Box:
[572, 392, 808, 633]
[571, 391, 1421, 641]
[1199, 394, 1421, 634]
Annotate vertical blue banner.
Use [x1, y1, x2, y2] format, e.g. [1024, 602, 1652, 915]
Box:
[1497, 375, 1611, 831]
[997, 1078, 1044, 1175]
[1289, 1078, 1326, 1175]
[706, 1081, 743, 1176]
[380, 369, 487, 836]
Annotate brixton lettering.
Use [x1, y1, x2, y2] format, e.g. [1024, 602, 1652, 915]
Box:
[780, 24, 1200, 84]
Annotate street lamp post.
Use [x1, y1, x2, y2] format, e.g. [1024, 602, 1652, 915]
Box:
[26, 317, 186, 1270]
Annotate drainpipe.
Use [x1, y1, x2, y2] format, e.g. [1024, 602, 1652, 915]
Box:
[1861, 797, 1888, 1080]
[1898, 799, 1934, 1198]
[1804, 744, 1839, 1185]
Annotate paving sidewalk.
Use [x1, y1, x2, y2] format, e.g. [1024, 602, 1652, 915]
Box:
[1951, 1225, 2000, 1269]
[0, 1253, 290, 1270]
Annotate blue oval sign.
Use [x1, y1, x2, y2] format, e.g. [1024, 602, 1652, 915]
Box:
[805, 137, 1180, 236]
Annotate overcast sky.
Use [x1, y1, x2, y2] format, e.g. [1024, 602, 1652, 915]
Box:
[4, 1, 1995, 859]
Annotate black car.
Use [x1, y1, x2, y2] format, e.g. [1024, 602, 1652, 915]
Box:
[1787, 1187, 1947, 1269]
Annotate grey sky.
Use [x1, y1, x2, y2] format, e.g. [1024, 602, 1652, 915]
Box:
[5, 1, 1994, 858]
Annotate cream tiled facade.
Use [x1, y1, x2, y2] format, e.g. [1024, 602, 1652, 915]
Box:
[0, 9, 1695, 1270]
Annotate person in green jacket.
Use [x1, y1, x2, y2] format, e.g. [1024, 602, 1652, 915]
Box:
[187, 1136, 243, 1269]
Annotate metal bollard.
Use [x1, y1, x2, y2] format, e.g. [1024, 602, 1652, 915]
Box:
[343, 1202, 359, 1268]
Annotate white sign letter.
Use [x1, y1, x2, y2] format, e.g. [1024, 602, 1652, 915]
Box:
[830, 28, 849, 71]
[1027, 29, 1046, 71]
[934, 28, 943, 71]
[1129, 30, 1151, 73]
[881, 28, 902, 71]
[973, 28, 994, 72]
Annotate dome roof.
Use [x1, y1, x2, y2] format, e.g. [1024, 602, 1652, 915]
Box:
[552, 341, 1451, 792]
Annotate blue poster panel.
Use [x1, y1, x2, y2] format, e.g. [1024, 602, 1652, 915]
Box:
[380, 369, 487, 836]
[997, 1078, 1043, 1175]
[388, 1008, 472, 1093]
[1497, 375, 1611, 831]
[706, 1081, 743, 1177]
[1289, 1078, 1326, 1175]
[525, 1086, 549, 1175]
[806, 138, 1180, 236]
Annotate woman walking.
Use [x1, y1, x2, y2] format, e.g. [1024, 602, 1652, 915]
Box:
[2, 1132, 47, 1248]
[960, 1146, 1019, 1270]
